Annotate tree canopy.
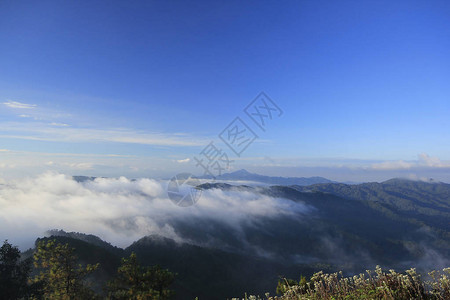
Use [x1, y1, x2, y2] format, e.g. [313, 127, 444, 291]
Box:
[32, 239, 99, 299]
[0, 240, 34, 299]
[107, 252, 175, 300]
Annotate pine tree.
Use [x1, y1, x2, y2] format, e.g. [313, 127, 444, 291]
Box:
[107, 252, 175, 299]
[32, 239, 99, 299]
[0, 240, 34, 299]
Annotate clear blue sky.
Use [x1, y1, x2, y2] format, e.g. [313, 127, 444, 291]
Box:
[0, 0, 449, 181]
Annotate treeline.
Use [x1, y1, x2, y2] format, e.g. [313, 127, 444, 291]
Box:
[0, 240, 175, 300]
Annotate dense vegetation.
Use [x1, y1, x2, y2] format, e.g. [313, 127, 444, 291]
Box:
[198, 180, 450, 271]
[293, 178, 450, 233]
[1, 179, 449, 299]
[0, 240, 175, 299]
[3, 239, 450, 299]
[237, 266, 450, 299]
[0, 240, 38, 299]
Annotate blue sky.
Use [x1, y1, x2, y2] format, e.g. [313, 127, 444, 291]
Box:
[0, 0, 449, 182]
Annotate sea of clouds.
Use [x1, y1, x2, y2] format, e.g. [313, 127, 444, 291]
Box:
[0, 172, 309, 249]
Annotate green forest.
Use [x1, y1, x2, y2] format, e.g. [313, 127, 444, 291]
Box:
[1, 179, 450, 299]
[0, 240, 175, 299]
[2, 239, 450, 299]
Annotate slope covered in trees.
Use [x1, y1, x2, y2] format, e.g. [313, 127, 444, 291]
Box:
[1, 178, 449, 299]
[1, 239, 175, 300]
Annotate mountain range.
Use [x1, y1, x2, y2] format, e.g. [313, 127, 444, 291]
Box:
[199, 168, 335, 185]
[21, 175, 450, 299]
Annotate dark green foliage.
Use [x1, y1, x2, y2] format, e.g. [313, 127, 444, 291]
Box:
[1, 237, 178, 299]
[46, 230, 123, 257]
[2, 178, 448, 299]
[263, 182, 450, 267]
[126, 235, 322, 300]
[32, 239, 100, 299]
[293, 179, 450, 232]
[35, 235, 123, 293]
[291, 179, 450, 258]
[0, 240, 35, 299]
[107, 252, 175, 299]
[33, 179, 449, 299]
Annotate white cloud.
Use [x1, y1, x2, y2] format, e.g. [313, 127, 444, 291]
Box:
[405, 174, 437, 182]
[371, 153, 450, 170]
[41, 161, 93, 170]
[1, 99, 208, 147]
[176, 158, 191, 163]
[0, 163, 15, 169]
[0, 172, 309, 249]
[418, 153, 448, 167]
[0, 122, 208, 147]
[64, 162, 94, 170]
[370, 160, 414, 170]
[49, 122, 70, 127]
[3, 101, 37, 109]
[2, 99, 74, 128]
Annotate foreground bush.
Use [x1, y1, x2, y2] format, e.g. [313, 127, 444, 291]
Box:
[235, 266, 450, 300]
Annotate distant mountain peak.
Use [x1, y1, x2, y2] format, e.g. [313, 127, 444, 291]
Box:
[230, 169, 252, 175]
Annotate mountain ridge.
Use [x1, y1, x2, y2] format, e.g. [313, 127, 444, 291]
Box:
[198, 168, 335, 186]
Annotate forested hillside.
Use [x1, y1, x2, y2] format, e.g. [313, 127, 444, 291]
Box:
[2, 178, 449, 299]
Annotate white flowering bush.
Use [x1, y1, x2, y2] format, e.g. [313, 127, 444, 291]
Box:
[233, 266, 450, 300]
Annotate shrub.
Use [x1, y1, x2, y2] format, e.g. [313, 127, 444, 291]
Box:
[234, 266, 450, 300]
